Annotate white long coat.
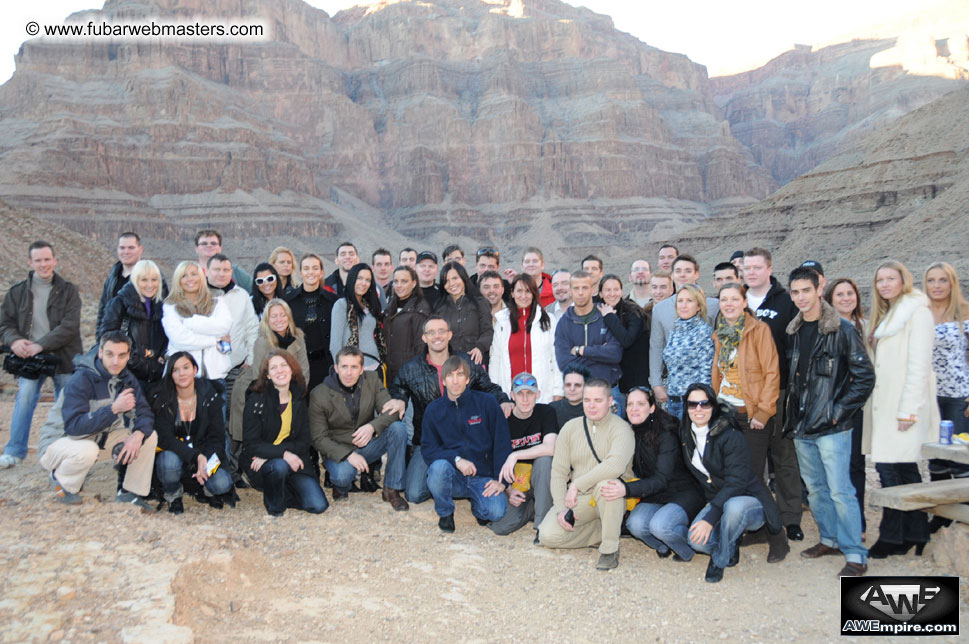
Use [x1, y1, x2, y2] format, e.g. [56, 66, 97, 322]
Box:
[863, 292, 940, 463]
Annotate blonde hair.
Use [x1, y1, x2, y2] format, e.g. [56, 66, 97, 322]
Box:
[924, 262, 969, 326]
[867, 260, 916, 348]
[259, 298, 303, 347]
[676, 283, 707, 320]
[166, 260, 214, 317]
[269, 246, 300, 286]
[129, 260, 164, 303]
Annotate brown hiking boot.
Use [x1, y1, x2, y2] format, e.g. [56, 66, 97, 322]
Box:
[801, 543, 842, 559]
[837, 562, 867, 577]
[382, 488, 409, 512]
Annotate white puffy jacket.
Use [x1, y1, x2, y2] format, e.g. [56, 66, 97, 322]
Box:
[489, 307, 564, 402]
[162, 298, 233, 380]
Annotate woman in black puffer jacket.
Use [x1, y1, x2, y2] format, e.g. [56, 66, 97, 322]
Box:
[98, 259, 168, 391]
[384, 266, 431, 386]
[599, 387, 704, 561]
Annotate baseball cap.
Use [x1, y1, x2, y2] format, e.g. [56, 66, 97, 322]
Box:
[512, 372, 539, 394]
[416, 250, 438, 264]
[801, 260, 824, 276]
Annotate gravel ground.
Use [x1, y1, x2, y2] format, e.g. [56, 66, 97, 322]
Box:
[0, 400, 963, 644]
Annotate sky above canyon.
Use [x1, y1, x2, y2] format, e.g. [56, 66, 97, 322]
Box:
[0, 0, 953, 83]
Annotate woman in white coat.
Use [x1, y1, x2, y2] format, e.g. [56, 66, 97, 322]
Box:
[162, 261, 233, 382]
[864, 260, 937, 558]
[490, 274, 563, 403]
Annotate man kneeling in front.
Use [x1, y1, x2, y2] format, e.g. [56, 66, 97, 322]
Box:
[422, 355, 511, 532]
[538, 378, 634, 570]
[37, 331, 157, 509]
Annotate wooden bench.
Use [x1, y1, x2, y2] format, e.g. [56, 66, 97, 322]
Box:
[868, 442, 969, 524]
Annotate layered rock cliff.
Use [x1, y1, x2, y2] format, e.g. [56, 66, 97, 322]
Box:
[712, 8, 969, 186]
[0, 0, 773, 269]
[670, 84, 969, 291]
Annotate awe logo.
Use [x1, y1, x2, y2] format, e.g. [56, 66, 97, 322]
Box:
[859, 584, 941, 622]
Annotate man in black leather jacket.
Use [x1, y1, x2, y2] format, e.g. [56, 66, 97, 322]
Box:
[785, 267, 875, 577]
[387, 316, 512, 504]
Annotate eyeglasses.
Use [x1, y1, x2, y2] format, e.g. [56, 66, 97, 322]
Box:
[254, 275, 277, 286]
[197, 241, 220, 246]
[513, 375, 537, 388]
[686, 399, 713, 410]
[476, 247, 499, 259]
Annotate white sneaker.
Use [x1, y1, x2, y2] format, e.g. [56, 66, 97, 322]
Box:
[0, 454, 23, 468]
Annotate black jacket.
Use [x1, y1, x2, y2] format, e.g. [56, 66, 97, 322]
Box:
[435, 293, 493, 357]
[0, 271, 82, 374]
[98, 282, 168, 382]
[383, 295, 432, 386]
[679, 406, 782, 533]
[603, 302, 649, 391]
[751, 276, 797, 390]
[150, 377, 226, 465]
[784, 300, 875, 438]
[242, 383, 313, 467]
[626, 410, 704, 516]
[324, 269, 345, 298]
[96, 261, 169, 331]
[389, 347, 509, 445]
[286, 285, 338, 359]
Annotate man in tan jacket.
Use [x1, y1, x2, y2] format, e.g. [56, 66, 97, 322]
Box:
[308, 346, 408, 510]
[537, 378, 634, 570]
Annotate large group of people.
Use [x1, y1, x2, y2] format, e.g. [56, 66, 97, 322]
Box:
[1, 231, 964, 584]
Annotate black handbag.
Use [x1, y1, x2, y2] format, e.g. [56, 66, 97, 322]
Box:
[1, 348, 60, 380]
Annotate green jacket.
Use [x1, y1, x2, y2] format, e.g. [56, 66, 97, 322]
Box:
[308, 370, 395, 461]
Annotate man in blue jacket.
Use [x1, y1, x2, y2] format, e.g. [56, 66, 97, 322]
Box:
[37, 331, 156, 509]
[422, 355, 512, 533]
[554, 270, 622, 389]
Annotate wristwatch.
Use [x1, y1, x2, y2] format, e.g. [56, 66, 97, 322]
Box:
[454, 455, 462, 465]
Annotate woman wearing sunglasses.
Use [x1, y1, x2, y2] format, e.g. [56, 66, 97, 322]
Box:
[249, 262, 283, 318]
[680, 383, 783, 582]
[599, 387, 703, 561]
[490, 274, 562, 402]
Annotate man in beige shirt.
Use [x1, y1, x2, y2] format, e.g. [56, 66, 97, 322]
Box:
[538, 378, 634, 570]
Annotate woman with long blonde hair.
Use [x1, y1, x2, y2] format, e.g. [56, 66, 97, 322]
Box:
[162, 260, 233, 381]
[269, 246, 300, 297]
[923, 261, 969, 532]
[228, 299, 309, 457]
[864, 260, 938, 557]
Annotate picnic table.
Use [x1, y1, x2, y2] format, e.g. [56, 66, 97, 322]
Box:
[868, 442, 969, 524]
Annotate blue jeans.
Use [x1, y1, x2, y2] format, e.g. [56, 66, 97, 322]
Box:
[611, 384, 625, 418]
[689, 496, 765, 568]
[666, 400, 684, 423]
[4, 374, 72, 459]
[155, 450, 233, 502]
[324, 422, 407, 493]
[795, 431, 867, 564]
[626, 501, 694, 560]
[405, 444, 431, 504]
[426, 459, 507, 521]
[248, 458, 328, 515]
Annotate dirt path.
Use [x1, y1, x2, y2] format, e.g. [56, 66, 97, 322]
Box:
[0, 401, 962, 643]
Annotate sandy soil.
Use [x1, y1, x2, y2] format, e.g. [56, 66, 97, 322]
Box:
[0, 400, 963, 644]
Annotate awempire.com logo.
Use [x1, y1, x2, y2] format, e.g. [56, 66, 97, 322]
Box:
[841, 576, 959, 636]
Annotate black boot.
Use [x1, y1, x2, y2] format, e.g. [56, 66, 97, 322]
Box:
[168, 497, 184, 515]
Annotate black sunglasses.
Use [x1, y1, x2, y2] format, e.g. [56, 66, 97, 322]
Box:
[254, 275, 277, 286]
[686, 399, 713, 410]
[628, 386, 656, 405]
[476, 247, 499, 259]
